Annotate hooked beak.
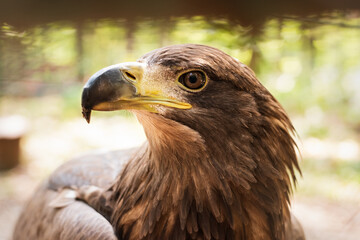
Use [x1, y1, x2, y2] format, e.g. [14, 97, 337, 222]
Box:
[81, 62, 191, 123]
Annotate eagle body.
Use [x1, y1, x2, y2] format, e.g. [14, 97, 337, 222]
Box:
[14, 44, 304, 240]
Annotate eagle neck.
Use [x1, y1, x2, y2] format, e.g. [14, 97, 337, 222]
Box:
[135, 111, 209, 172]
[111, 109, 296, 240]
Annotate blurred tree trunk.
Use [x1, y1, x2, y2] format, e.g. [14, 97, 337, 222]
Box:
[301, 22, 315, 69]
[247, 24, 264, 73]
[249, 42, 260, 72]
[158, 18, 174, 47]
[75, 21, 84, 82]
[0, 31, 3, 96]
[125, 20, 135, 54]
[278, 17, 283, 39]
[1, 28, 27, 96]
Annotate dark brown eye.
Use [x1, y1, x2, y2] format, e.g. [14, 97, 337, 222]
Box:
[178, 71, 207, 91]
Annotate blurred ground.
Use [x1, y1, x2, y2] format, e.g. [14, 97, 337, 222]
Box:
[0, 110, 360, 240]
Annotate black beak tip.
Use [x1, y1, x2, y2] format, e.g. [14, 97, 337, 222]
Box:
[81, 66, 131, 124]
[81, 87, 92, 123]
[82, 107, 91, 124]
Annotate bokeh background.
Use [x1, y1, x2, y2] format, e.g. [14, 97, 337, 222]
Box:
[1, 3, 360, 240]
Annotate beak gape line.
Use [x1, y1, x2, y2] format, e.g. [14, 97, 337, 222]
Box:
[81, 62, 192, 123]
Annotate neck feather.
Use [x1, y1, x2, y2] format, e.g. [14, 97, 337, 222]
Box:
[111, 109, 298, 240]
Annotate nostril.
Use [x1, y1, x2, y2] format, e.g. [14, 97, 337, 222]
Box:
[125, 71, 136, 80]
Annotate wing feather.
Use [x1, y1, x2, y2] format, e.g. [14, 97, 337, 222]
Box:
[14, 148, 137, 240]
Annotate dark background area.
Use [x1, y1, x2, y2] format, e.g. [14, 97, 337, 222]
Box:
[1, 0, 360, 28]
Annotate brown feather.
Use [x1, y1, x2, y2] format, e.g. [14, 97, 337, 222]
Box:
[14, 44, 304, 240]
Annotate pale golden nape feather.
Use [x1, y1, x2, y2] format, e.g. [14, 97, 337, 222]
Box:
[14, 44, 304, 240]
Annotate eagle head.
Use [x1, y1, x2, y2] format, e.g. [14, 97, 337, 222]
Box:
[81, 44, 301, 240]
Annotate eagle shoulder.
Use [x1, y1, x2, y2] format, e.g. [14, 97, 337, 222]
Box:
[14, 148, 137, 240]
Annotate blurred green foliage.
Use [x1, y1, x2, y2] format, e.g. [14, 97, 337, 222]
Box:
[0, 15, 360, 202]
[1, 16, 360, 138]
[1, 16, 360, 137]
[299, 158, 360, 201]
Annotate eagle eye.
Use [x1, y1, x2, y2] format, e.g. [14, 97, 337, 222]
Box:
[177, 70, 207, 92]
